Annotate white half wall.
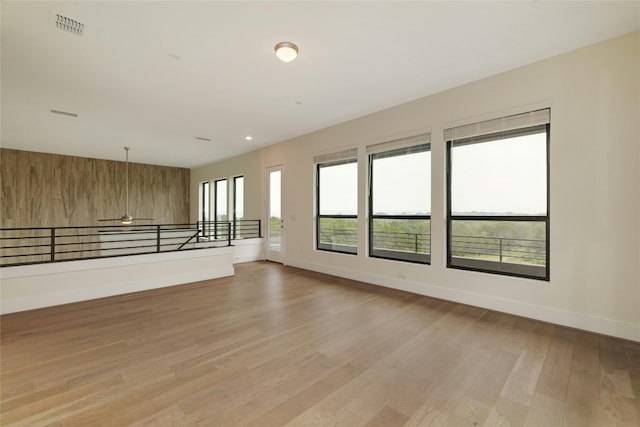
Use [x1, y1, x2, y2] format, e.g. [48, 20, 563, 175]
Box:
[231, 238, 265, 264]
[0, 247, 234, 314]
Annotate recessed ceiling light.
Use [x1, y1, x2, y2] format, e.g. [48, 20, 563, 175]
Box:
[274, 42, 298, 63]
[245, 136, 253, 141]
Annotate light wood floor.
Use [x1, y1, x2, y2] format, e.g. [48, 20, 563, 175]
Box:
[1, 262, 639, 426]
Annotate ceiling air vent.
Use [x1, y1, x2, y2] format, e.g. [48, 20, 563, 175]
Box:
[55, 14, 84, 36]
[195, 137, 212, 142]
[50, 109, 78, 118]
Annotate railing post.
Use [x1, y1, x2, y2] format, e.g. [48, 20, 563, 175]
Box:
[415, 234, 418, 253]
[228, 222, 232, 246]
[258, 219, 262, 238]
[50, 228, 56, 262]
[156, 225, 161, 252]
[499, 238, 503, 262]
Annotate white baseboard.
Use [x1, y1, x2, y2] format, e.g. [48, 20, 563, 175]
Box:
[286, 258, 640, 342]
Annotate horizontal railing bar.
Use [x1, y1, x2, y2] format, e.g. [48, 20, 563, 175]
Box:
[371, 215, 431, 220]
[1, 243, 53, 250]
[0, 223, 205, 232]
[451, 215, 546, 221]
[452, 235, 545, 243]
[1, 252, 51, 259]
[0, 235, 52, 241]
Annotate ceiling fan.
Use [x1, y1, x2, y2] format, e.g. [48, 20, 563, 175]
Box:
[98, 147, 154, 224]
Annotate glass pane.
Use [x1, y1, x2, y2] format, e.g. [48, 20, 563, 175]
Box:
[450, 220, 547, 278]
[233, 176, 245, 239]
[234, 177, 244, 220]
[269, 171, 281, 250]
[318, 217, 357, 254]
[371, 218, 430, 263]
[372, 150, 430, 215]
[215, 179, 228, 221]
[451, 131, 546, 215]
[201, 182, 211, 237]
[319, 161, 357, 215]
[201, 182, 209, 221]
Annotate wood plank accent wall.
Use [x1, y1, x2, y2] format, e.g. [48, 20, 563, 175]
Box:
[0, 149, 190, 228]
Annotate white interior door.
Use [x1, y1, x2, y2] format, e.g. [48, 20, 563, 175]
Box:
[266, 165, 284, 263]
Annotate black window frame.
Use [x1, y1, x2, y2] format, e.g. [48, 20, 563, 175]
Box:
[213, 178, 228, 239]
[368, 144, 431, 264]
[232, 175, 244, 239]
[316, 158, 358, 255]
[200, 181, 210, 237]
[200, 181, 210, 223]
[446, 123, 550, 281]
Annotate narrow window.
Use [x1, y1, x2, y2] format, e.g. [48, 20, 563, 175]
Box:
[446, 109, 550, 280]
[315, 150, 358, 254]
[368, 134, 431, 264]
[214, 178, 228, 239]
[200, 181, 210, 237]
[233, 176, 244, 238]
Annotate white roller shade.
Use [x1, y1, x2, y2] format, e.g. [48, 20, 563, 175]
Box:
[313, 148, 357, 164]
[366, 133, 431, 155]
[444, 108, 550, 142]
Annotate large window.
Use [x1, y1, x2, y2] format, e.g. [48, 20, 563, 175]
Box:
[214, 178, 228, 239]
[446, 109, 550, 280]
[368, 135, 431, 264]
[233, 176, 244, 238]
[316, 150, 358, 254]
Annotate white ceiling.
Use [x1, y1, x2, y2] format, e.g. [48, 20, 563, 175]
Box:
[2, 1, 639, 168]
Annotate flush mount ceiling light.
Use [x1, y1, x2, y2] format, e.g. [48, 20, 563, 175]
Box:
[274, 42, 298, 63]
[245, 136, 253, 141]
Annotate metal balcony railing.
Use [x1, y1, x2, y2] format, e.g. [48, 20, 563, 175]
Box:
[451, 234, 546, 265]
[372, 230, 430, 254]
[318, 224, 545, 267]
[0, 219, 261, 267]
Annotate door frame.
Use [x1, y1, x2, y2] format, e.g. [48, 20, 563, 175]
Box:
[265, 164, 285, 263]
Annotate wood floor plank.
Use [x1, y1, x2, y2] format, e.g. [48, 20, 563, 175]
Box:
[449, 395, 490, 426]
[599, 336, 640, 425]
[523, 392, 565, 427]
[564, 336, 603, 427]
[363, 405, 409, 427]
[625, 341, 640, 420]
[1, 261, 639, 426]
[483, 397, 529, 427]
[535, 330, 573, 402]
[403, 405, 449, 427]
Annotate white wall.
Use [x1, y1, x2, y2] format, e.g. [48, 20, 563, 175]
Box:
[0, 248, 234, 314]
[191, 149, 264, 223]
[191, 32, 640, 341]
